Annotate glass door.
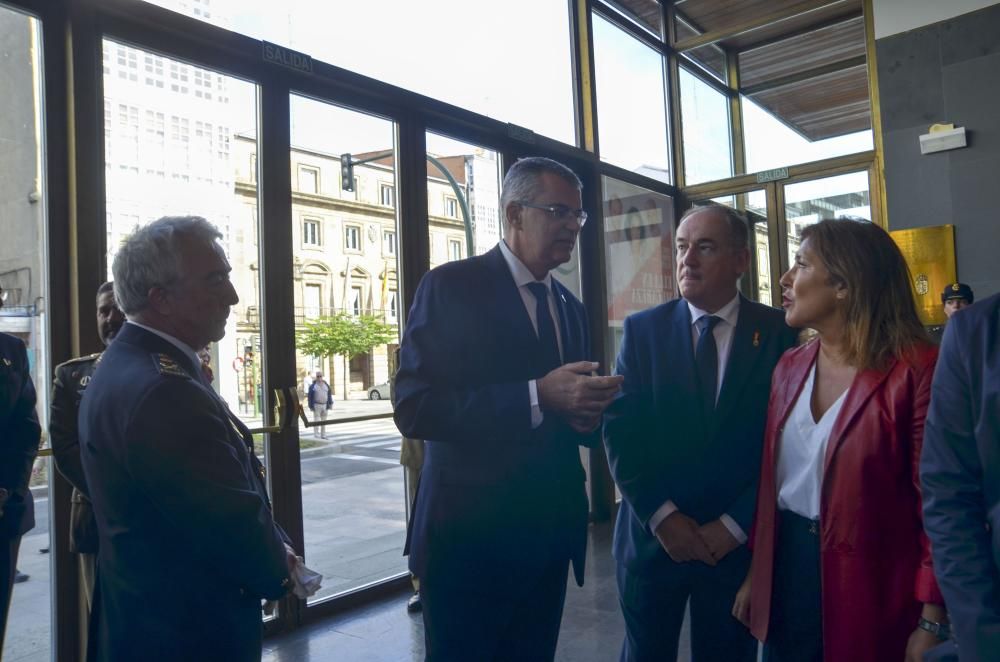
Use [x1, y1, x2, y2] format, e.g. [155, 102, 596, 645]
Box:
[2, 5, 52, 660]
[686, 167, 873, 310]
[287, 96, 407, 606]
[692, 188, 775, 306]
[782, 170, 873, 268]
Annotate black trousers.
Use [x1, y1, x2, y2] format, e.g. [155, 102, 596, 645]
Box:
[617, 546, 757, 662]
[763, 510, 823, 662]
[0, 535, 23, 652]
[421, 557, 569, 662]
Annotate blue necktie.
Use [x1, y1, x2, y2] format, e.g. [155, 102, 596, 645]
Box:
[526, 282, 561, 373]
[695, 315, 721, 417]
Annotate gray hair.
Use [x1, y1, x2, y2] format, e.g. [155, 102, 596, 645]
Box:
[679, 202, 749, 250]
[499, 157, 583, 221]
[113, 216, 222, 315]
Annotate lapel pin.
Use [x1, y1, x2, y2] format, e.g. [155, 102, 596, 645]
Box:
[752, 331, 760, 347]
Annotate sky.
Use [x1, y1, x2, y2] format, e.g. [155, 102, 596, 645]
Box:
[141, 0, 874, 200]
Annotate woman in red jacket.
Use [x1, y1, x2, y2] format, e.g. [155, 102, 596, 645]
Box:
[732, 219, 947, 661]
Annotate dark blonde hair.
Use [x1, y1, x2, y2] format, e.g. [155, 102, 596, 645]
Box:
[800, 218, 928, 371]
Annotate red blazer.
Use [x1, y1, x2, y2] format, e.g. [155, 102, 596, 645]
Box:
[748, 340, 943, 661]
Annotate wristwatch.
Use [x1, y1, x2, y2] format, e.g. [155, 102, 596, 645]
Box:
[918, 616, 951, 641]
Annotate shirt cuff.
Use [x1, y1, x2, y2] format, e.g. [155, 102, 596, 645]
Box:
[529, 379, 543, 429]
[648, 500, 678, 534]
[719, 514, 747, 545]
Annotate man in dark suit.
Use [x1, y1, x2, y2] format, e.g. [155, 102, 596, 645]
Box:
[394, 156, 623, 660]
[922, 292, 1000, 662]
[604, 203, 797, 661]
[0, 318, 41, 652]
[49, 281, 124, 610]
[79, 216, 293, 662]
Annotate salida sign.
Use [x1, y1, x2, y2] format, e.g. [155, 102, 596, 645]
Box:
[262, 41, 313, 74]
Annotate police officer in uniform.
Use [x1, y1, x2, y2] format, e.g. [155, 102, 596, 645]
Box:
[928, 282, 975, 343]
[49, 281, 124, 609]
[79, 217, 294, 662]
[942, 281, 974, 319]
[0, 285, 42, 651]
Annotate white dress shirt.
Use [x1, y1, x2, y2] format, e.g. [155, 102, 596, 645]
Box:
[648, 294, 746, 543]
[497, 240, 564, 429]
[776, 360, 849, 520]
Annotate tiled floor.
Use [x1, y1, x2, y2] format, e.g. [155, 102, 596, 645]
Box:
[262, 520, 682, 662]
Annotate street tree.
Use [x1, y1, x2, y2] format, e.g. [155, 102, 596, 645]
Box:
[296, 312, 397, 397]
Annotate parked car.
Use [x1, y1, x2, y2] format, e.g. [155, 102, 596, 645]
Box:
[367, 382, 391, 400]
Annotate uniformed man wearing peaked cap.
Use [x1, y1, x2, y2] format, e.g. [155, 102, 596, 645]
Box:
[49, 281, 124, 611]
[78, 216, 294, 662]
[941, 281, 975, 320]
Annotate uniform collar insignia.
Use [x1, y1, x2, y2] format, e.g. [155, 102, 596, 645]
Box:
[154, 353, 190, 378]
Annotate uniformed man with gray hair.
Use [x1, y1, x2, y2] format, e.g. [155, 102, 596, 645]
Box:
[79, 216, 295, 662]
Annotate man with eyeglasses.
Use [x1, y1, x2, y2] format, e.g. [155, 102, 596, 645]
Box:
[395, 156, 623, 660]
[0, 285, 42, 652]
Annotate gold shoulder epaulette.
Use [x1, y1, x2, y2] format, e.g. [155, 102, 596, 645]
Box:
[153, 353, 190, 379]
[57, 352, 101, 369]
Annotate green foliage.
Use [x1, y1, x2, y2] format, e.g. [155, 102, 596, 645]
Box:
[296, 312, 396, 362]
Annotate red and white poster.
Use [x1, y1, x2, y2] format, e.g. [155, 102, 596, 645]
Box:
[603, 185, 676, 330]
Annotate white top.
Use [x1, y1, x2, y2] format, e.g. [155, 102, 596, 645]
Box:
[497, 239, 564, 429]
[775, 360, 849, 520]
[648, 293, 745, 543]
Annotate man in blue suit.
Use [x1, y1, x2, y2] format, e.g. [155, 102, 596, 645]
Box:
[604, 203, 797, 661]
[922, 292, 1000, 662]
[0, 319, 41, 652]
[394, 157, 623, 660]
[79, 216, 293, 662]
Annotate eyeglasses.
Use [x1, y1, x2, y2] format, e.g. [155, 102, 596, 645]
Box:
[518, 202, 588, 227]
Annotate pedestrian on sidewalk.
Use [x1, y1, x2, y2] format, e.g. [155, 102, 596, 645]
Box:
[308, 372, 333, 439]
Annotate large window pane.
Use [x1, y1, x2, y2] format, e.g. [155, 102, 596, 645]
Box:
[680, 67, 732, 185]
[1, 6, 51, 660]
[139, 0, 575, 145]
[784, 171, 871, 265]
[599, 0, 663, 38]
[674, 17, 727, 83]
[288, 97, 406, 602]
[742, 94, 873, 174]
[593, 13, 671, 183]
[104, 40, 260, 427]
[603, 177, 675, 360]
[698, 191, 772, 305]
[426, 133, 502, 268]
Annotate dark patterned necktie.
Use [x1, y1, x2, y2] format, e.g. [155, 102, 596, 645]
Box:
[695, 315, 722, 416]
[526, 282, 561, 373]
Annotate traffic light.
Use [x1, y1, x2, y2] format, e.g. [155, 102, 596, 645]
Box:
[341, 153, 354, 191]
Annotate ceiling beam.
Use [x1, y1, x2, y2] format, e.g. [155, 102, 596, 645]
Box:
[740, 54, 866, 95]
[674, 0, 855, 52]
